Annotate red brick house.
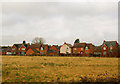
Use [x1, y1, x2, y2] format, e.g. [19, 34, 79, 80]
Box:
[11, 41, 30, 55]
[72, 43, 93, 56]
[26, 44, 50, 55]
[101, 40, 119, 57]
[26, 44, 41, 55]
[20, 44, 30, 55]
[47, 45, 60, 55]
[39, 44, 50, 55]
[0, 46, 11, 55]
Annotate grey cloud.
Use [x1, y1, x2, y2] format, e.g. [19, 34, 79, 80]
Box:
[1, 2, 118, 46]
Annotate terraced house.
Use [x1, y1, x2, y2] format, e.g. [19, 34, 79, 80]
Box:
[72, 42, 93, 56]
[60, 42, 72, 55]
[47, 45, 60, 55]
[11, 41, 30, 55]
[1, 40, 120, 57]
[101, 40, 119, 57]
[26, 43, 50, 55]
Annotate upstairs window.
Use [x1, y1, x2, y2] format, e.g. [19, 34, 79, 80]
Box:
[81, 48, 83, 50]
[22, 48, 25, 50]
[110, 47, 112, 50]
[41, 47, 43, 50]
[74, 48, 77, 50]
[103, 47, 106, 50]
[85, 47, 88, 50]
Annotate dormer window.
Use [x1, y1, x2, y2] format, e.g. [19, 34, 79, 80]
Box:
[41, 47, 43, 50]
[85, 47, 88, 50]
[103, 47, 106, 50]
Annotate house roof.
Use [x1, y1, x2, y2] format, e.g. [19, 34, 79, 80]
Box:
[65, 43, 72, 47]
[14, 44, 22, 48]
[93, 45, 102, 51]
[47, 49, 57, 53]
[14, 43, 29, 48]
[24, 44, 29, 48]
[31, 48, 40, 53]
[54, 45, 59, 49]
[73, 43, 86, 48]
[102, 41, 117, 47]
[30, 44, 42, 48]
[0, 46, 11, 52]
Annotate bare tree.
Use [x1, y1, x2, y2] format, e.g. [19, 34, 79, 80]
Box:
[32, 37, 45, 44]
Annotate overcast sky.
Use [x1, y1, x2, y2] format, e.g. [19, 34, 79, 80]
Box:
[1, 0, 119, 46]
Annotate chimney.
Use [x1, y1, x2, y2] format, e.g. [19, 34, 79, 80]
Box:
[23, 40, 26, 44]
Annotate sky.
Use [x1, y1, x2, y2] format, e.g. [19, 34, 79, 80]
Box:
[0, 0, 119, 46]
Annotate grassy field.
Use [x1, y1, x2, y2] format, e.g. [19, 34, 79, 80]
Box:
[2, 56, 119, 82]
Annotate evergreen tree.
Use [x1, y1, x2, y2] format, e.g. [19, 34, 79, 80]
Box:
[74, 39, 80, 43]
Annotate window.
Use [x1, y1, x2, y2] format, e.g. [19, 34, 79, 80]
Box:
[85, 52, 88, 54]
[22, 48, 25, 50]
[12, 48, 15, 50]
[74, 48, 77, 50]
[110, 47, 112, 50]
[81, 48, 83, 50]
[41, 47, 43, 50]
[67, 48, 68, 49]
[86, 47, 88, 50]
[103, 47, 106, 50]
[103, 52, 106, 55]
[18, 48, 20, 50]
[22, 51, 25, 55]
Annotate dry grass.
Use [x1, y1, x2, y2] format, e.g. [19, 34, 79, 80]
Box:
[2, 56, 119, 82]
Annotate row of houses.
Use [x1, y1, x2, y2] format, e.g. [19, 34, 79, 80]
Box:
[1, 40, 120, 57]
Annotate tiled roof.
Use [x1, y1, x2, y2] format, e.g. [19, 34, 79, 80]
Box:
[14, 44, 29, 48]
[14, 44, 22, 48]
[54, 45, 59, 49]
[93, 45, 102, 51]
[66, 43, 72, 47]
[102, 41, 117, 47]
[1, 46, 11, 52]
[24, 44, 29, 48]
[30, 44, 42, 48]
[73, 43, 86, 48]
[47, 49, 57, 53]
[31, 48, 40, 53]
